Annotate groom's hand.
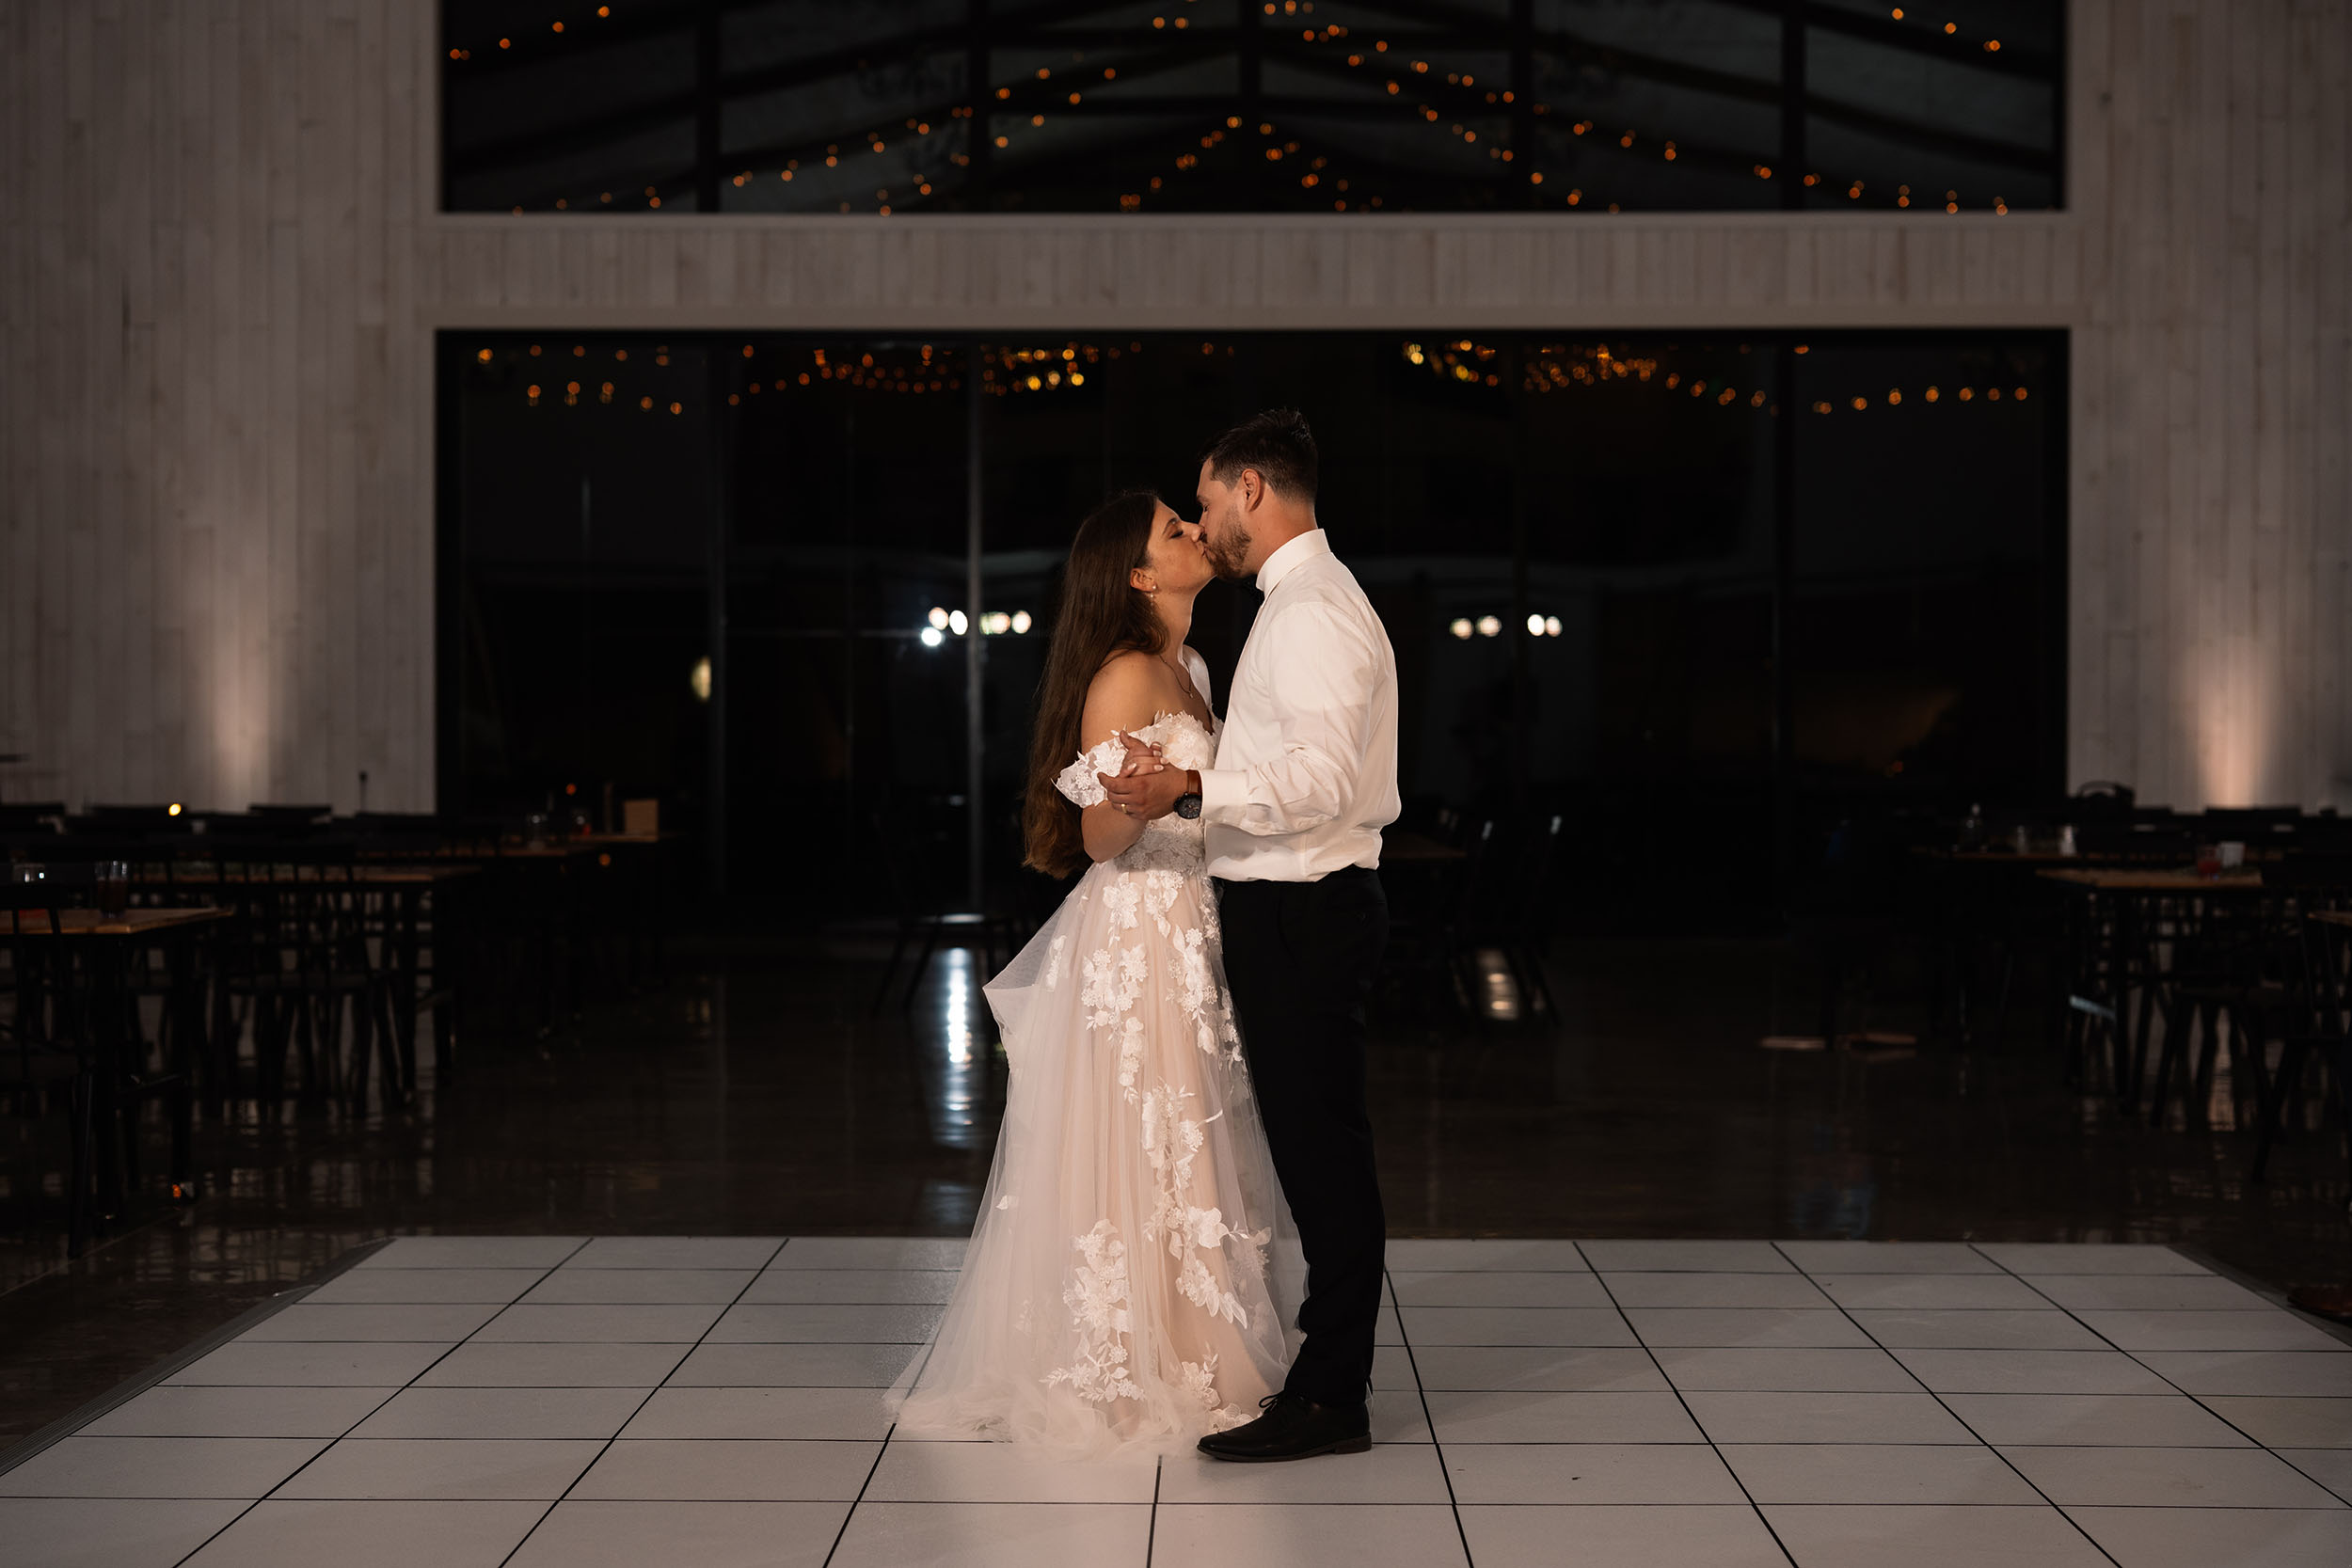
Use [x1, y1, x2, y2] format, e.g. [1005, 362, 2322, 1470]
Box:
[1099, 760, 1193, 821]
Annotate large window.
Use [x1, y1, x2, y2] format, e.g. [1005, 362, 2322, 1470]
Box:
[441, 2, 2060, 215]
[439, 327, 2064, 930]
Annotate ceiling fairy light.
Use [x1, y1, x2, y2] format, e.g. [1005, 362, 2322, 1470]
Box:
[1404, 341, 2033, 413]
[455, 9, 2043, 219]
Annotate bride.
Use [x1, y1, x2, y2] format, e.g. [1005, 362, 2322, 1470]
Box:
[889, 490, 1295, 1457]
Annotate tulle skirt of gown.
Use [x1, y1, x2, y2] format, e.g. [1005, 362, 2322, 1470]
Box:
[890, 720, 1297, 1458]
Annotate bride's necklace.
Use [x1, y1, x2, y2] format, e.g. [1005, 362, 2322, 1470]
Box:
[1160, 648, 1200, 704]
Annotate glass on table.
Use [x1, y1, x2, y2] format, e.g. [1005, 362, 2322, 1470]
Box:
[96, 860, 130, 917]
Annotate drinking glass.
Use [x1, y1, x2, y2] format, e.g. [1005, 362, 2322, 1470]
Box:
[97, 859, 130, 917]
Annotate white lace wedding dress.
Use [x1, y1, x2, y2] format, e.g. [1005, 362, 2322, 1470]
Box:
[889, 682, 1298, 1458]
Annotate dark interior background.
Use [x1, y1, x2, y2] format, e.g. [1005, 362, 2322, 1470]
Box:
[437, 327, 2065, 931]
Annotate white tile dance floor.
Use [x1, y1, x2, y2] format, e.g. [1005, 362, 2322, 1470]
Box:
[6, 1238, 2351, 1568]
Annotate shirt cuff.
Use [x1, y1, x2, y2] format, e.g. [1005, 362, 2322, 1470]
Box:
[1196, 768, 1248, 824]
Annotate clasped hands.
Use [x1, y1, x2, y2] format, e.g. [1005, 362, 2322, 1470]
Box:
[1097, 731, 1187, 820]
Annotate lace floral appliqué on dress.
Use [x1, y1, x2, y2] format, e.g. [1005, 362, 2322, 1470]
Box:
[888, 689, 1297, 1458]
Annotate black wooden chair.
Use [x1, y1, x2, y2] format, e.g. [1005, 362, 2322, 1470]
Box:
[2, 875, 194, 1256]
[2250, 863, 2352, 1185]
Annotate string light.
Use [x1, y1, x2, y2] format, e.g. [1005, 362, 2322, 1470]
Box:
[457, 9, 2040, 217]
[1398, 340, 2032, 417]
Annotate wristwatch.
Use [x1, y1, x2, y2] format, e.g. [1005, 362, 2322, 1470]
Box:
[1174, 769, 1203, 820]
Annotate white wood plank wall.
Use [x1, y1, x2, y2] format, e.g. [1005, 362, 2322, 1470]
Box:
[2, 0, 2345, 812]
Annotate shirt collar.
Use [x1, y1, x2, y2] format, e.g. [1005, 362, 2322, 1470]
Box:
[1255, 529, 1331, 594]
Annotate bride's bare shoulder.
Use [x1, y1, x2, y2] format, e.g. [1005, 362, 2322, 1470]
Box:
[1088, 649, 1160, 698]
[1081, 651, 1166, 745]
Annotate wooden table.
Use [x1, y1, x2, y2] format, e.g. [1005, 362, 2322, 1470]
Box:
[8, 905, 223, 1253]
[2040, 868, 2268, 893]
[143, 865, 481, 887]
[134, 868, 479, 1101]
[2038, 866, 2276, 1118]
[15, 907, 233, 936]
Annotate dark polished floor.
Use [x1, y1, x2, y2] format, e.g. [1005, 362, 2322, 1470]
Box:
[3, 932, 2347, 1448]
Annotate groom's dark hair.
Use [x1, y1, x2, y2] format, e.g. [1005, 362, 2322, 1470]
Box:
[1200, 407, 1318, 504]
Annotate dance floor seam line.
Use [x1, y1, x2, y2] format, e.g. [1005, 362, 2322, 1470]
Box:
[491, 1239, 787, 1568]
[1381, 1270, 1480, 1567]
[6, 1238, 2349, 1568]
[163, 1239, 596, 1565]
[1583, 1261, 1805, 1568]
[1772, 1257, 2134, 1566]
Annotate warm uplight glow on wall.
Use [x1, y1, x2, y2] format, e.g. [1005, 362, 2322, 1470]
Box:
[2187, 641, 2277, 807]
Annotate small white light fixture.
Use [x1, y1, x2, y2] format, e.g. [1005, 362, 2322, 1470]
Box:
[167, 801, 183, 817]
[919, 626, 945, 648]
[927, 606, 950, 630]
[1525, 612, 1546, 637]
[982, 611, 1011, 636]
[1011, 610, 1033, 634]
[948, 609, 970, 635]
[690, 656, 712, 701]
[1449, 617, 1473, 640]
[1545, 615, 1562, 637]
[1476, 615, 1502, 638]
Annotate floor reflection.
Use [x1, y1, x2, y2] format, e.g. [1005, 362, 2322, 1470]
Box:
[917, 948, 993, 1151]
[1, 933, 2346, 1447]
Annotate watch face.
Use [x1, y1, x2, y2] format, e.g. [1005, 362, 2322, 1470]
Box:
[1177, 795, 1202, 820]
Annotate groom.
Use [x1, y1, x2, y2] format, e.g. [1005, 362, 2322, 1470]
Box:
[1102, 408, 1401, 1462]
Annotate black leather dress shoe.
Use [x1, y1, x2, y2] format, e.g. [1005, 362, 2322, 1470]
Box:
[1198, 1391, 1372, 1463]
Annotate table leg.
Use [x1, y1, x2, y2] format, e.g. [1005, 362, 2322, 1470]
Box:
[165, 929, 200, 1197]
[395, 886, 421, 1090]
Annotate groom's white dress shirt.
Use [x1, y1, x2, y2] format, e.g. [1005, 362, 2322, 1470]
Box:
[1199, 529, 1401, 883]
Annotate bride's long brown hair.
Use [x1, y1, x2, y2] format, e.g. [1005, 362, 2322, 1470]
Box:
[1023, 490, 1168, 876]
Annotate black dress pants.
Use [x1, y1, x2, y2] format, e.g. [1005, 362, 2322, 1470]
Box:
[1215, 866, 1389, 1407]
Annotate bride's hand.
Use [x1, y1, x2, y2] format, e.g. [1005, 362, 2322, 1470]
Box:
[1111, 730, 1167, 776]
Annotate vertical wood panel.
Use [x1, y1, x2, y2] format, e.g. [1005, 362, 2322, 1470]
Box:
[2, 0, 2345, 815]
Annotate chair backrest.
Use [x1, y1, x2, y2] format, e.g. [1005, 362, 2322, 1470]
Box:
[2262, 855, 2352, 896]
[351, 813, 447, 862]
[0, 883, 67, 935]
[247, 802, 334, 824]
[2200, 806, 2303, 837]
[2073, 824, 2199, 861]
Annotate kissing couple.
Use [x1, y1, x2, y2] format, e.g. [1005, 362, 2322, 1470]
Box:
[890, 408, 1402, 1463]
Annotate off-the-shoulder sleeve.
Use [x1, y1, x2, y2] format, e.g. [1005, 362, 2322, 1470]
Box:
[1052, 736, 1131, 807]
